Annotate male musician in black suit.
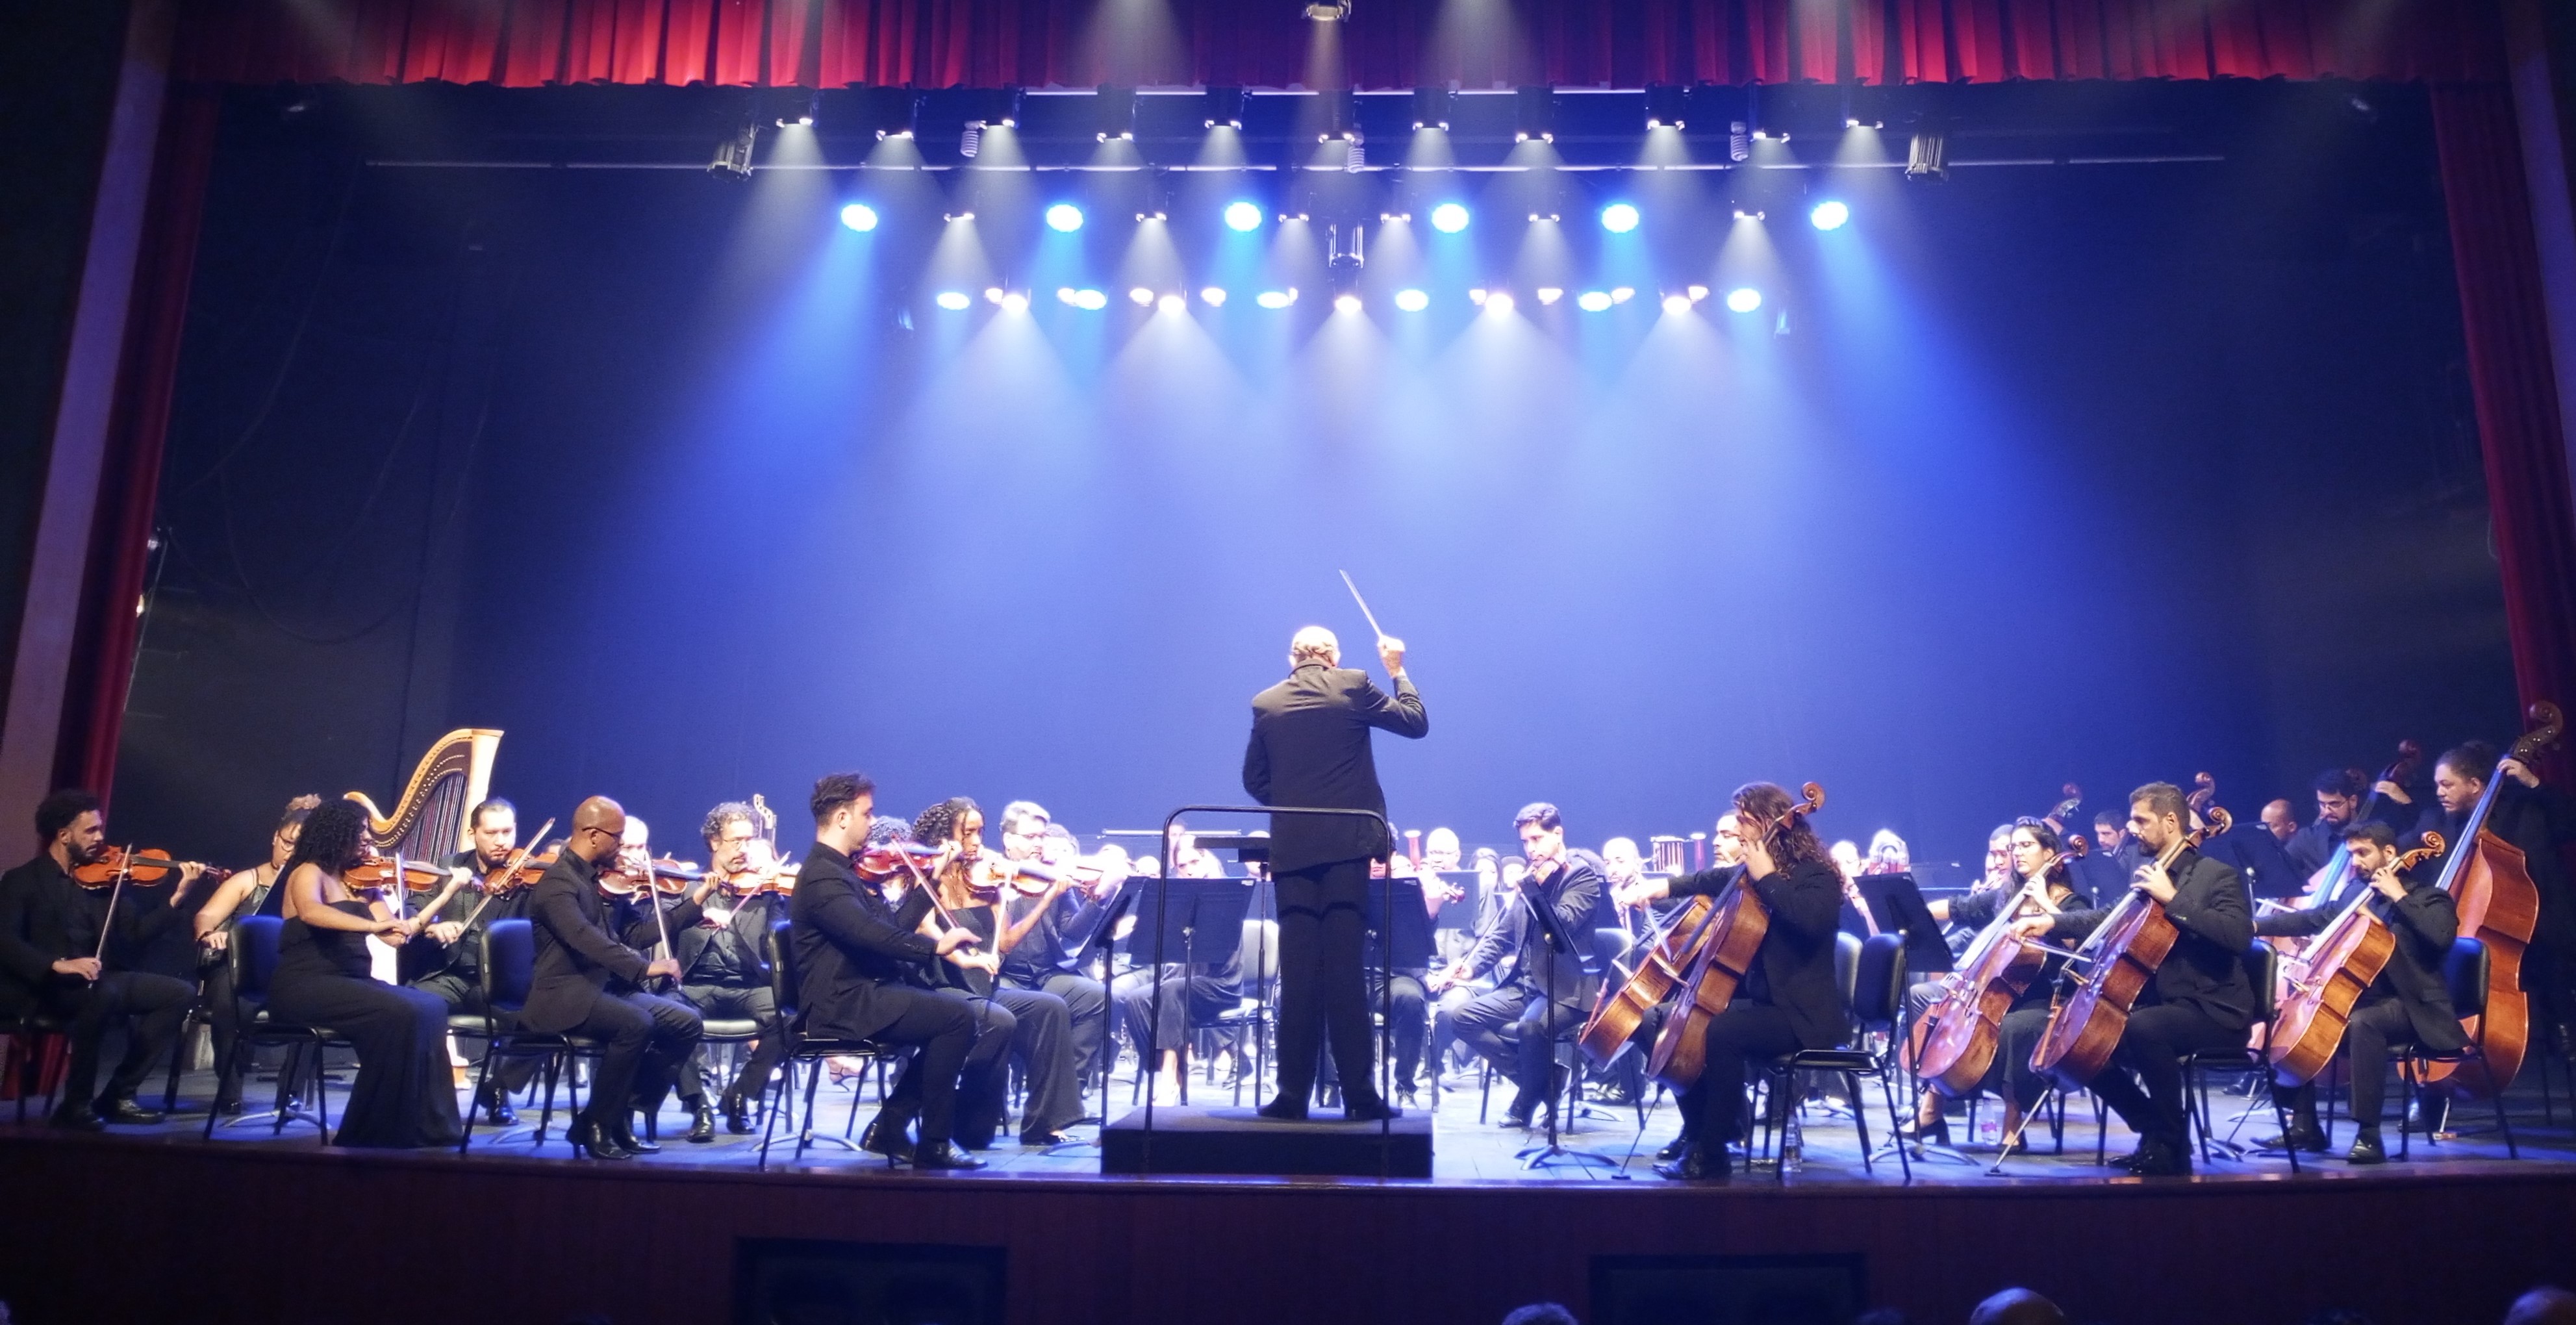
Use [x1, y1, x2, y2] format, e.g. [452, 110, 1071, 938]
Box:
[2413, 741, 2576, 1064]
[0, 790, 197, 1129]
[1243, 624, 1429, 1122]
[407, 797, 537, 1126]
[672, 801, 792, 1137]
[2256, 820, 2459, 1164]
[1435, 804, 1605, 1128]
[521, 796, 703, 1161]
[789, 772, 1002, 1170]
[2011, 781, 2254, 1178]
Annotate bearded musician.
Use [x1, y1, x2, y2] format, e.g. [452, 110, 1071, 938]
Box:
[394, 797, 540, 1126]
[668, 801, 794, 1137]
[1903, 818, 2081, 1152]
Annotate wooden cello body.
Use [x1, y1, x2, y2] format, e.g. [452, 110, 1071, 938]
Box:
[2418, 702, 2558, 1099]
[2268, 835, 2443, 1085]
[1916, 839, 2084, 1098]
[1576, 894, 1716, 1068]
[2032, 807, 2228, 1089]
[1643, 782, 1823, 1092]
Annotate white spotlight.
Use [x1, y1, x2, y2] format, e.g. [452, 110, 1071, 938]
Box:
[1430, 203, 1470, 234]
[1484, 292, 1515, 314]
[839, 203, 879, 233]
[1000, 292, 1029, 314]
[934, 291, 972, 311]
[1810, 200, 1850, 231]
[1393, 288, 1430, 312]
[1576, 290, 1612, 312]
[1129, 287, 1155, 306]
[1255, 289, 1297, 310]
[1200, 286, 1228, 307]
[1333, 293, 1363, 314]
[1599, 203, 1639, 234]
[1724, 287, 1763, 312]
[1223, 201, 1263, 233]
[1158, 294, 1186, 314]
[1045, 203, 1085, 233]
[1536, 288, 1563, 305]
[1611, 287, 1635, 303]
[1661, 294, 1692, 315]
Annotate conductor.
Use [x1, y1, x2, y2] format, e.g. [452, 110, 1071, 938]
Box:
[1244, 625, 1429, 1121]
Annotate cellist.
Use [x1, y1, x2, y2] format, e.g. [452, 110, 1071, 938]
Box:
[1619, 783, 1844, 1183]
[2008, 782, 2253, 1178]
[1606, 811, 1742, 1163]
[2254, 820, 2458, 1165]
[1903, 818, 2081, 1152]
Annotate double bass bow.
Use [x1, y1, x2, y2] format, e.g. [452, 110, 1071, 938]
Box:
[1643, 783, 1825, 1092]
[2416, 701, 2562, 1099]
[1913, 835, 2087, 1099]
[2267, 833, 2445, 1086]
[2030, 800, 2231, 1090]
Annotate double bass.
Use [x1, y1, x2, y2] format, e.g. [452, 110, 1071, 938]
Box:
[1643, 783, 1825, 1092]
[2031, 802, 2231, 1089]
[2267, 833, 2446, 1085]
[2418, 701, 2561, 1099]
[1913, 836, 2086, 1098]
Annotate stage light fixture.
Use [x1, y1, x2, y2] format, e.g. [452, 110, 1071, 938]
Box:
[1576, 290, 1613, 312]
[1724, 286, 1762, 312]
[1304, 0, 1351, 20]
[1200, 286, 1228, 306]
[1204, 86, 1247, 131]
[1732, 208, 1765, 221]
[935, 291, 972, 310]
[1255, 289, 1298, 309]
[1661, 294, 1691, 315]
[1484, 291, 1516, 314]
[1096, 86, 1137, 142]
[944, 211, 976, 223]
[1429, 203, 1470, 234]
[1529, 288, 1558, 306]
[1687, 284, 1709, 301]
[1810, 199, 1850, 231]
[1394, 288, 1430, 312]
[1129, 287, 1155, 306]
[1412, 86, 1451, 132]
[985, 288, 1007, 304]
[1334, 293, 1363, 314]
[1045, 203, 1085, 233]
[1468, 288, 1487, 305]
[839, 203, 879, 233]
[1057, 287, 1109, 310]
[1600, 203, 1639, 234]
[1612, 287, 1635, 303]
[1906, 132, 1948, 181]
[1000, 292, 1029, 314]
[1728, 120, 1750, 162]
[1644, 84, 1687, 131]
[1515, 86, 1554, 144]
[776, 90, 819, 129]
[708, 120, 757, 180]
[1224, 201, 1264, 233]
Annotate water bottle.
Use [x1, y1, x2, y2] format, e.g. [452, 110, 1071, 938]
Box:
[1780, 1115, 1804, 1173]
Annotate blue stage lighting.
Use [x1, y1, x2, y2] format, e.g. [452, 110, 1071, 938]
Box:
[1429, 203, 1470, 234]
[1599, 203, 1639, 234]
[1576, 290, 1613, 312]
[1057, 287, 1109, 310]
[839, 203, 879, 233]
[1223, 201, 1263, 233]
[934, 291, 972, 311]
[1725, 286, 1763, 312]
[1255, 289, 1297, 310]
[1393, 288, 1430, 312]
[1200, 286, 1228, 307]
[1044, 203, 1085, 233]
[1810, 200, 1850, 231]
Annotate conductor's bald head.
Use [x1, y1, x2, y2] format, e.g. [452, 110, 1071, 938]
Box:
[1290, 626, 1340, 668]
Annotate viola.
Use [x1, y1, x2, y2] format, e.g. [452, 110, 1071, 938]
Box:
[1915, 836, 2088, 1098]
[2269, 833, 2445, 1086]
[71, 846, 225, 889]
[2416, 701, 2560, 1099]
[2032, 805, 2230, 1089]
[1644, 782, 1825, 1092]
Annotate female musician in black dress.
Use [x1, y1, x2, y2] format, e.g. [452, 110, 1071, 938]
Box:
[1906, 819, 2080, 1149]
[266, 799, 463, 1148]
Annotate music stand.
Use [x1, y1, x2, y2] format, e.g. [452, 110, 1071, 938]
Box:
[1511, 866, 1621, 1174]
[1856, 874, 1953, 979]
[1362, 879, 1434, 1105]
[1044, 887, 1135, 1156]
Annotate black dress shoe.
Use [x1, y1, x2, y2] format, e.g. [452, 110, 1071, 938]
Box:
[49, 1104, 105, 1132]
[912, 1140, 986, 1170]
[614, 1120, 662, 1154]
[1254, 1098, 1309, 1122]
[686, 1102, 717, 1143]
[722, 1091, 753, 1135]
[1655, 1135, 1692, 1162]
[859, 1109, 918, 1162]
[1652, 1143, 1730, 1182]
[475, 1087, 520, 1128]
[1343, 1098, 1402, 1124]
[569, 1117, 636, 1161]
[2345, 1129, 2387, 1166]
[97, 1097, 166, 1126]
[2127, 1139, 2192, 1178]
[1498, 1109, 1534, 1130]
[2256, 1122, 2329, 1154]
[1020, 1129, 1070, 1146]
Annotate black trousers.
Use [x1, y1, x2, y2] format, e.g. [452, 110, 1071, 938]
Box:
[2083, 1002, 2247, 1148]
[1314, 970, 1428, 1095]
[1006, 970, 1107, 1081]
[871, 984, 1011, 1146]
[2281, 998, 2421, 1129]
[55, 971, 190, 1109]
[409, 970, 537, 1096]
[677, 981, 784, 1106]
[1677, 1001, 1804, 1145]
[990, 985, 1081, 1139]
[564, 989, 700, 1128]
[268, 970, 462, 1148]
[1272, 858, 1380, 1107]
[1112, 966, 1237, 1054]
[1453, 982, 1588, 1111]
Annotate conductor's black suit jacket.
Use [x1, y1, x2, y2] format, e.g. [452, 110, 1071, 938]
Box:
[1243, 662, 1429, 874]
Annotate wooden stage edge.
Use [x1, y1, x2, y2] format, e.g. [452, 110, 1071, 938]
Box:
[3, 1130, 2572, 1325]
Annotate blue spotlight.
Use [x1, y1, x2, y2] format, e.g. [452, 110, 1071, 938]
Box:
[1044, 203, 1085, 233]
[839, 203, 879, 233]
[1576, 290, 1613, 312]
[1599, 202, 1639, 234]
[1724, 286, 1763, 312]
[1393, 288, 1430, 312]
[1429, 202, 1470, 234]
[1255, 289, 1297, 310]
[1809, 199, 1850, 231]
[1223, 201, 1263, 233]
[934, 291, 972, 311]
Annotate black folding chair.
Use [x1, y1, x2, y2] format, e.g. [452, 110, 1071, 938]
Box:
[759, 919, 897, 1170]
[201, 915, 344, 1142]
[2398, 937, 2518, 1160]
[1759, 931, 1912, 1182]
[455, 918, 588, 1153]
[2180, 940, 2302, 1172]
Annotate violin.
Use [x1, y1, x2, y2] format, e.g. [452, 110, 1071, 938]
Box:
[599, 855, 703, 897]
[1645, 782, 1825, 1091]
[72, 846, 225, 888]
[342, 855, 452, 891]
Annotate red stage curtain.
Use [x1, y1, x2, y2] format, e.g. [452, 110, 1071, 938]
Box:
[2433, 82, 2576, 746]
[173, 0, 2502, 90]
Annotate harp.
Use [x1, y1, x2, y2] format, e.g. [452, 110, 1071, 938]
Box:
[344, 728, 503, 861]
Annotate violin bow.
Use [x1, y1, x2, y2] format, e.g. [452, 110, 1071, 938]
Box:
[91, 846, 136, 964]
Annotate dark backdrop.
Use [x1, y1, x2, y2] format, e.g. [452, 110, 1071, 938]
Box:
[107, 82, 2516, 870]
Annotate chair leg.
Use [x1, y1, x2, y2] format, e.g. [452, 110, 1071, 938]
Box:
[796, 1055, 826, 1164]
[1843, 1072, 1874, 1176]
[459, 1040, 496, 1156]
[757, 1060, 789, 1172]
[1873, 1070, 1910, 1181]
[162, 1011, 193, 1113]
[271, 1043, 301, 1138]
[205, 1035, 249, 1141]
[536, 1054, 561, 1150]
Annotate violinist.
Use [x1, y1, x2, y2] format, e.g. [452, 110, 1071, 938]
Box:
[0, 790, 197, 1129]
[670, 801, 792, 1137]
[1435, 803, 1606, 1131]
[2007, 782, 2253, 1178]
[407, 797, 539, 1126]
[601, 814, 727, 1142]
[2254, 821, 2459, 1164]
[2414, 742, 2576, 1064]
[191, 794, 322, 1113]
[790, 774, 997, 1170]
[1904, 819, 2081, 1150]
[913, 798, 1080, 1148]
[520, 797, 703, 1161]
[1623, 783, 1845, 1183]
[994, 803, 1119, 1106]
[263, 798, 462, 1147]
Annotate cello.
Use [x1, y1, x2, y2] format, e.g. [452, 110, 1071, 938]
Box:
[2031, 801, 2230, 1090]
[1644, 783, 1825, 1092]
[2267, 833, 2446, 1085]
[1914, 836, 2086, 1098]
[2416, 701, 2561, 1099]
[1575, 890, 1721, 1070]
